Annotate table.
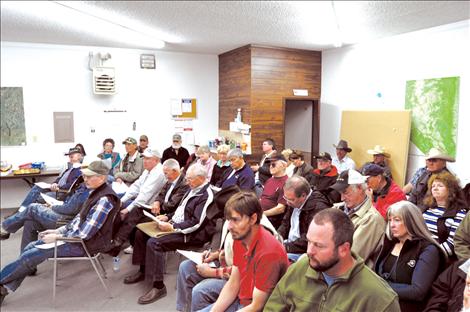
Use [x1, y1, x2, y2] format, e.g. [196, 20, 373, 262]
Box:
[0, 169, 61, 188]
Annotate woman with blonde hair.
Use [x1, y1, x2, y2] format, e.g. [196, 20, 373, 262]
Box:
[209, 144, 231, 188]
[422, 171, 468, 260]
[375, 200, 447, 312]
[280, 149, 295, 177]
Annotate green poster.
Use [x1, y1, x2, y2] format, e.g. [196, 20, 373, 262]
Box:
[1, 87, 27, 146]
[405, 77, 459, 157]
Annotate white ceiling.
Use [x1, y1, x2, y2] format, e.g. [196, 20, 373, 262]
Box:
[1, 1, 469, 54]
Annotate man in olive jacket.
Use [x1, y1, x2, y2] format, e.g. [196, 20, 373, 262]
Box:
[265, 208, 399, 312]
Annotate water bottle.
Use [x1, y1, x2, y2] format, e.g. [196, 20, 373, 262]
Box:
[113, 256, 120, 272]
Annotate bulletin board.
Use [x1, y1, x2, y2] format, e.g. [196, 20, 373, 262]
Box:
[340, 110, 412, 187]
[172, 98, 197, 119]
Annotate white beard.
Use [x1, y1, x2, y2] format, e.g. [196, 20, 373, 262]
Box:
[172, 143, 181, 149]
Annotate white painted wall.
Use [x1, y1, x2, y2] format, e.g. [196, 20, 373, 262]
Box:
[1, 42, 218, 207]
[320, 20, 470, 186]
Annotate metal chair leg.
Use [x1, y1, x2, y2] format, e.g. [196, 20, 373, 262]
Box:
[52, 242, 58, 306]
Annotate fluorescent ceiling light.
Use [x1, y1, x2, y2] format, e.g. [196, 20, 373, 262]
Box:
[2, 1, 167, 49]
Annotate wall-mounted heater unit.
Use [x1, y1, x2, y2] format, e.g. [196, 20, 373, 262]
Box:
[93, 67, 116, 95]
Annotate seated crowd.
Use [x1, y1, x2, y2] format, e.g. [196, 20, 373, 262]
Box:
[1, 134, 470, 312]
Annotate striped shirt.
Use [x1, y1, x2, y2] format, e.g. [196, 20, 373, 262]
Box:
[60, 196, 114, 240]
[423, 206, 467, 257]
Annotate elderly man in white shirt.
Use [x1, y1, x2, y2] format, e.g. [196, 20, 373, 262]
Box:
[332, 139, 356, 174]
[119, 148, 166, 220]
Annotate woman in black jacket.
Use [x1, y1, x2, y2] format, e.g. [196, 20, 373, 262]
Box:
[375, 201, 447, 312]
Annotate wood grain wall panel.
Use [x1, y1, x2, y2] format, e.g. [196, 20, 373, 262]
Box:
[219, 46, 251, 130]
[219, 44, 321, 158]
[250, 46, 321, 156]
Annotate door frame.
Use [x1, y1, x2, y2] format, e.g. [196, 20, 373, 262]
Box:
[282, 97, 320, 165]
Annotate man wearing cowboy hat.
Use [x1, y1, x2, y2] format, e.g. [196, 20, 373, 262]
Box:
[332, 140, 356, 174]
[408, 147, 456, 211]
[360, 145, 392, 179]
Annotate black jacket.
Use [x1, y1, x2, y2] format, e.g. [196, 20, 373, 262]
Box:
[162, 146, 190, 170]
[168, 183, 214, 244]
[423, 259, 467, 312]
[375, 237, 446, 312]
[155, 173, 190, 215]
[278, 190, 330, 253]
[78, 182, 120, 254]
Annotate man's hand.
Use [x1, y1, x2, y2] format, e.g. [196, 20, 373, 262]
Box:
[157, 221, 174, 232]
[42, 233, 60, 244]
[50, 183, 59, 192]
[196, 263, 216, 278]
[202, 250, 219, 263]
[151, 201, 161, 215]
[120, 208, 130, 220]
[115, 178, 124, 184]
[38, 229, 59, 240]
[157, 215, 169, 222]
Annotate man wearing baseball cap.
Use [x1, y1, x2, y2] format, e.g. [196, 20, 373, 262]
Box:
[114, 137, 144, 184]
[332, 139, 356, 173]
[309, 152, 341, 204]
[111, 148, 167, 252]
[408, 147, 456, 211]
[0, 160, 119, 305]
[363, 164, 406, 219]
[260, 154, 289, 228]
[161, 133, 190, 170]
[330, 169, 385, 268]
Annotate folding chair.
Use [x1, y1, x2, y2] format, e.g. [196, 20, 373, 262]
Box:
[49, 237, 112, 305]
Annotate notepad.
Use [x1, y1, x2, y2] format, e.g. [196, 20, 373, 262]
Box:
[143, 210, 165, 225]
[36, 241, 65, 250]
[176, 249, 217, 267]
[136, 221, 175, 238]
[35, 182, 52, 189]
[41, 193, 63, 206]
[112, 181, 129, 194]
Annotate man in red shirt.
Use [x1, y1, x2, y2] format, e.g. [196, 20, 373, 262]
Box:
[197, 191, 289, 312]
[363, 164, 406, 219]
[260, 154, 288, 229]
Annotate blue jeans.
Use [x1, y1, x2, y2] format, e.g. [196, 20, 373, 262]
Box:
[3, 187, 89, 251]
[195, 299, 243, 312]
[20, 185, 53, 207]
[176, 259, 227, 312]
[2, 204, 61, 252]
[0, 240, 85, 291]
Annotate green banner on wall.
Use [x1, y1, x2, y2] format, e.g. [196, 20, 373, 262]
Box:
[405, 76, 459, 157]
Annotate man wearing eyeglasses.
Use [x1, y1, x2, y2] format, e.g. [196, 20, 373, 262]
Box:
[260, 154, 289, 229]
[220, 149, 255, 191]
[277, 176, 330, 262]
[123, 164, 214, 305]
[408, 147, 456, 211]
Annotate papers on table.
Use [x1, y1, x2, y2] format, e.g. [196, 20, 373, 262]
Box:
[176, 249, 217, 268]
[36, 241, 65, 250]
[35, 182, 52, 189]
[41, 193, 63, 206]
[112, 181, 129, 194]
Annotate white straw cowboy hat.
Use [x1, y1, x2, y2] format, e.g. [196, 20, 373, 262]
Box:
[425, 147, 455, 162]
[367, 145, 390, 158]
